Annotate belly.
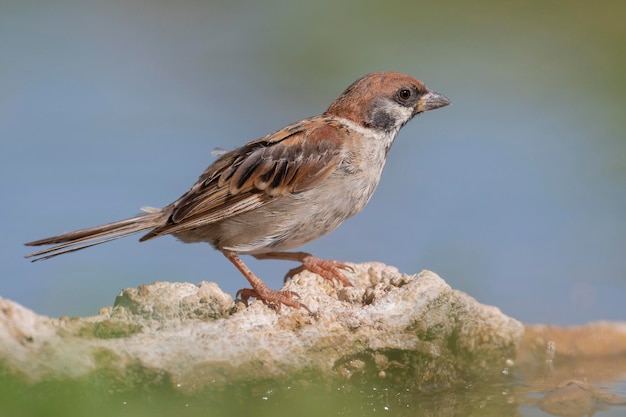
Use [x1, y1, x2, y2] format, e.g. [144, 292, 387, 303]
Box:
[206, 167, 382, 254]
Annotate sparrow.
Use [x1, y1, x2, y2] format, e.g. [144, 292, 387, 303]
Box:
[25, 72, 450, 310]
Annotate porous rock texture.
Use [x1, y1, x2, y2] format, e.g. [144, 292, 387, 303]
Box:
[0, 263, 524, 392]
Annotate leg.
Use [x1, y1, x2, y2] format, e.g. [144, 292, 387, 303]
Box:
[222, 250, 308, 311]
[253, 251, 353, 287]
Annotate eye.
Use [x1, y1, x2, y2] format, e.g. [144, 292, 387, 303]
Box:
[398, 88, 412, 100]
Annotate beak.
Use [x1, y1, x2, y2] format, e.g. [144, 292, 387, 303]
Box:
[416, 90, 451, 113]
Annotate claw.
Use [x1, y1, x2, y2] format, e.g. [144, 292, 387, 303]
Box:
[236, 286, 310, 312]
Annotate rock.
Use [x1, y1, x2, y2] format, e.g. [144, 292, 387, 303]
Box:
[538, 379, 626, 417]
[521, 322, 626, 359]
[516, 322, 626, 383]
[515, 321, 626, 416]
[0, 263, 523, 392]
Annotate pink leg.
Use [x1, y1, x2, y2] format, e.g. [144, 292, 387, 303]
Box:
[222, 250, 308, 311]
[253, 251, 353, 287]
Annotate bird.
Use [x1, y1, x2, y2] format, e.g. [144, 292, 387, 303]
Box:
[25, 72, 450, 310]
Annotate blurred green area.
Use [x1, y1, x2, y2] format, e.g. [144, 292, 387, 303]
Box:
[0, 370, 519, 417]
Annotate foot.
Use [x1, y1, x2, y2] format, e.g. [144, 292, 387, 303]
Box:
[236, 286, 309, 312]
[254, 251, 353, 286]
[223, 250, 310, 311]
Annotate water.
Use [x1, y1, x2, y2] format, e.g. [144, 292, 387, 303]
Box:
[1, 368, 624, 417]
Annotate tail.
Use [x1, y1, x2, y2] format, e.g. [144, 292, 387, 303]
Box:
[24, 209, 166, 262]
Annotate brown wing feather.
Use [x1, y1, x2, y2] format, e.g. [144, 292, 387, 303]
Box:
[140, 117, 347, 241]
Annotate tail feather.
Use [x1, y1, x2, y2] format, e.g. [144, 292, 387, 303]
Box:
[24, 212, 164, 262]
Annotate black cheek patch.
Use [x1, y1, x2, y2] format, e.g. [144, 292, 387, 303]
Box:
[369, 109, 397, 131]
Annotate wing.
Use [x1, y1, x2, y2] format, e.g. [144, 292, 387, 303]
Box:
[140, 117, 349, 240]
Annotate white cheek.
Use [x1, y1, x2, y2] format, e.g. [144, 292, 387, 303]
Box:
[383, 101, 414, 129]
[396, 106, 414, 123]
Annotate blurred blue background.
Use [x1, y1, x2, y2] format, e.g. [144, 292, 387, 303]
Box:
[2, 0, 624, 324]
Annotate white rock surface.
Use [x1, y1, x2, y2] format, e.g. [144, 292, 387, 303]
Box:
[0, 264, 524, 392]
